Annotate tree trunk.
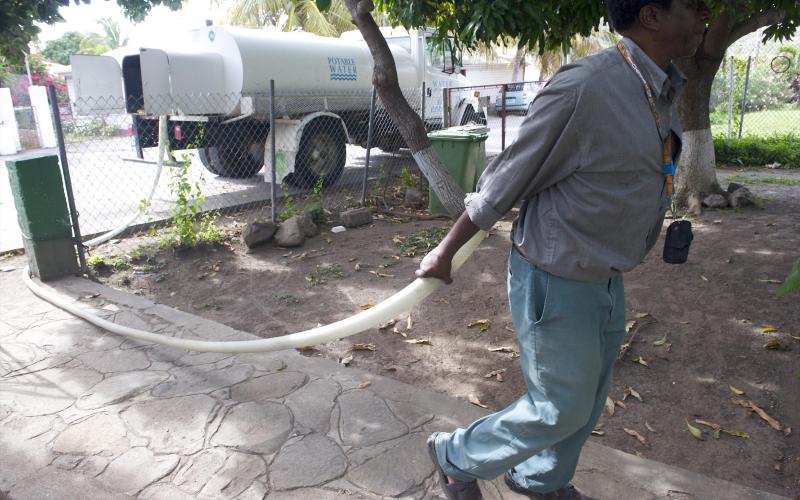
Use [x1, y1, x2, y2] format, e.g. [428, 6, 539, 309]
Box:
[511, 47, 527, 82]
[344, 0, 466, 217]
[673, 51, 726, 208]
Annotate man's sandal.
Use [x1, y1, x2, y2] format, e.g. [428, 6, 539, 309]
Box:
[504, 472, 582, 500]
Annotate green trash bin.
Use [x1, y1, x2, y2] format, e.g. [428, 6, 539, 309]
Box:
[426, 124, 489, 215]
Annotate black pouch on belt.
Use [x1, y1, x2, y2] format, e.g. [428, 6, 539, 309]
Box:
[663, 220, 693, 264]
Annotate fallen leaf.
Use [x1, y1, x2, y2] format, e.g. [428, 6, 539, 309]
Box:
[489, 346, 515, 353]
[356, 381, 372, 389]
[634, 356, 649, 367]
[296, 345, 317, 353]
[625, 320, 636, 333]
[82, 292, 101, 300]
[392, 327, 407, 338]
[652, 335, 668, 347]
[407, 315, 413, 330]
[686, 420, 705, 440]
[605, 396, 615, 416]
[700, 275, 709, 282]
[348, 257, 358, 262]
[635, 312, 651, 319]
[783, 427, 792, 436]
[764, 338, 786, 350]
[354, 263, 362, 271]
[591, 430, 605, 436]
[378, 319, 397, 330]
[773, 463, 782, 473]
[721, 429, 749, 439]
[352, 343, 376, 351]
[614, 400, 627, 409]
[790, 335, 800, 342]
[762, 327, 778, 333]
[496, 372, 504, 382]
[358, 303, 375, 310]
[679, 320, 690, 324]
[645, 422, 657, 433]
[623, 428, 650, 447]
[732, 399, 782, 431]
[483, 369, 507, 380]
[468, 394, 488, 408]
[404, 338, 432, 345]
[758, 279, 782, 284]
[468, 319, 491, 332]
[369, 271, 394, 278]
[729, 386, 745, 395]
[623, 387, 643, 402]
[340, 355, 353, 366]
[504, 324, 515, 333]
[696, 419, 721, 431]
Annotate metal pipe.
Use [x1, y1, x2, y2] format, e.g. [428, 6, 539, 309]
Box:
[421, 81, 426, 126]
[269, 80, 277, 222]
[46, 84, 86, 273]
[727, 56, 734, 145]
[442, 88, 449, 128]
[361, 86, 377, 206]
[738, 56, 752, 140]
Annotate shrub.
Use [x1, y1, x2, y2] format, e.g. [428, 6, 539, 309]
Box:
[714, 134, 800, 168]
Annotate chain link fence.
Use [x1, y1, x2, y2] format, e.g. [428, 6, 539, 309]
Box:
[445, 81, 544, 155]
[711, 54, 800, 140]
[51, 85, 427, 243]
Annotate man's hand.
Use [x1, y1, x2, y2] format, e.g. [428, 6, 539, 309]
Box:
[413, 212, 481, 285]
[415, 248, 453, 284]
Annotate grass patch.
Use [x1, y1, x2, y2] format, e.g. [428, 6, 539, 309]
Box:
[723, 175, 800, 186]
[87, 254, 131, 271]
[305, 264, 345, 288]
[393, 227, 448, 257]
[711, 108, 800, 138]
[714, 134, 800, 168]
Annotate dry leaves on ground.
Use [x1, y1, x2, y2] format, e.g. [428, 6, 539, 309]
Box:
[468, 394, 488, 408]
[624, 428, 650, 447]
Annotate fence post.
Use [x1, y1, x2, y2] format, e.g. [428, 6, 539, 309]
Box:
[737, 56, 752, 140]
[269, 80, 277, 222]
[46, 83, 86, 273]
[361, 86, 377, 206]
[442, 88, 449, 128]
[501, 84, 508, 151]
[727, 55, 734, 145]
[421, 81, 426, 126]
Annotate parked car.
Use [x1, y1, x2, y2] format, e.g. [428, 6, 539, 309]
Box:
[495, 81, 541, 114]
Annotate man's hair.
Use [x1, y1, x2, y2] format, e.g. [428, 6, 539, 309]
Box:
[607, 0, 672, 31]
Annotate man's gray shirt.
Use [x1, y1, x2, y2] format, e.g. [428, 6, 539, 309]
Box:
[465, 37, 686, 282]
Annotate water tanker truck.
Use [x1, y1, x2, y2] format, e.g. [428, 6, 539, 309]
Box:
[71, 25, 484, 186]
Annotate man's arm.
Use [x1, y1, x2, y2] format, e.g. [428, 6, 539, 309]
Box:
[415, 212, 480, 284]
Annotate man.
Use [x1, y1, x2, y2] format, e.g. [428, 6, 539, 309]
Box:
[419, 1, 710, 499]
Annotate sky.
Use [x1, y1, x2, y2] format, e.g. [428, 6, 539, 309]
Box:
[34, 0, 232, 49]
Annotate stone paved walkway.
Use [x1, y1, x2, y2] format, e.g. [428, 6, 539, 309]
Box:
[0, 255, 789, 500]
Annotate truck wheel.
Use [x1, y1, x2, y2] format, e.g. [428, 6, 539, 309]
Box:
[292, 119, 346, 188]
[198, 141, 264, 178]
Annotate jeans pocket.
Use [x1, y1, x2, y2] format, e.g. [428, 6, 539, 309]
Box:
[531, 266, 551, 326]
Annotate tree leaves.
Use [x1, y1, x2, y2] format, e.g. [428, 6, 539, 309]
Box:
[777, 256, 800, 298]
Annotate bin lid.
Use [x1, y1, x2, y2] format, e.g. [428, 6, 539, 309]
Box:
[428, 124, 489, 142]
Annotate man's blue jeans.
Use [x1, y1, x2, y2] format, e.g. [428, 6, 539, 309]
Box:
[433, 248, 626, 493]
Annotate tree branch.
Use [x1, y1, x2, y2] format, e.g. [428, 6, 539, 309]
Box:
[701, 11, 734, 59]
[728, 8, 787, 46]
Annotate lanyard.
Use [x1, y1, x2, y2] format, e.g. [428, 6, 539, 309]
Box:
[616, 41, 674, 197]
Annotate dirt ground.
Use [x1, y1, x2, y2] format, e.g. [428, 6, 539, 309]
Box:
[83, 167, 798, 497]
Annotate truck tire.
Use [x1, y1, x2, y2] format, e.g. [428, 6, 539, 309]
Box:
[292, 118, 346, 188]
[198, 122, 268, 178]
[198, 142, 264, 178]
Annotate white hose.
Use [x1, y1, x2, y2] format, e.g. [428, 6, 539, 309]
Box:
[83, 116, 168, 247]
[23, 231, 487, 353]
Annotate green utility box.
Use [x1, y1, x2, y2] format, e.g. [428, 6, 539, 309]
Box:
[427, 124, 489, 215]
[6, 153, 78, 281]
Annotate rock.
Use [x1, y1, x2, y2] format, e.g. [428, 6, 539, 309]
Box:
[403, 187, 425, 209]
[340, 207, 373, 228]
[702, 193, 728, 209]
[727, 182, 744, 193]
[296, 213, 319, 238]
[211, 401, 292, 455]
[729, 186, 756, 208]
[274, 218, 305, 247]
[242, 219, 277, 249]
[270, 433, 346, 490]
